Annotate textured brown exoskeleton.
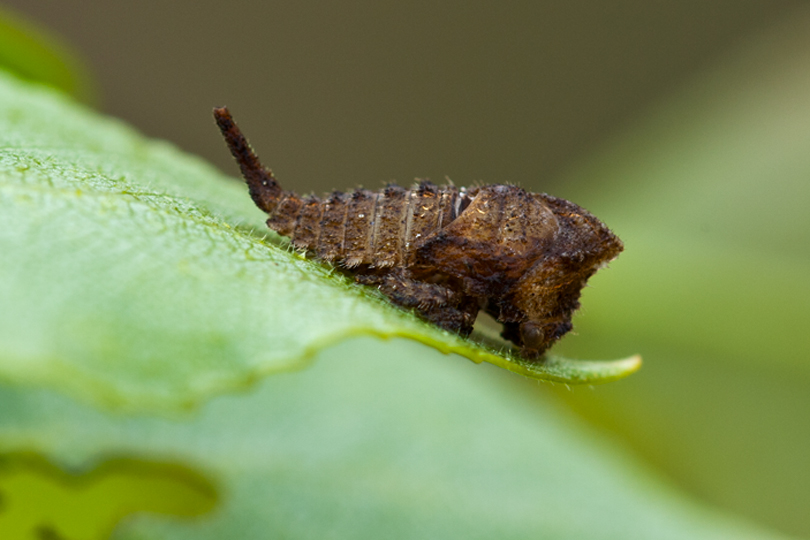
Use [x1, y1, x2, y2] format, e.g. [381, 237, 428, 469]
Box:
[214, 107, 623, 359]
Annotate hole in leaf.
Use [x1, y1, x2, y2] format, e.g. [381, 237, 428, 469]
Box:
[0, 452, 217, 539]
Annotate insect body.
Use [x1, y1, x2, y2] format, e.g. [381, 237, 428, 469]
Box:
[214, 107, 623, 358]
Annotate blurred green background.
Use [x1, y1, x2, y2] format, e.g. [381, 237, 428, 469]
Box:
[1, 0, 800, 190]
[2, 1, 810, 538]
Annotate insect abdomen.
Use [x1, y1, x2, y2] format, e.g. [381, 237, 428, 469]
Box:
[264, 182, 464, 268]
[314, 192, 349, 261]
[342, 190, 377, 266]
[371, 186, 408, 267]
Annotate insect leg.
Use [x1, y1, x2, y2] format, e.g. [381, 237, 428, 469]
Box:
[213, 107, 283, 213]
[421, 296, 479, 337]
[379, 272, 479, 336]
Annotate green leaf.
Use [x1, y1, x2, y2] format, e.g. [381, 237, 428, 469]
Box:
[0, 44, 788, 540]
[0, 339, 789, 540]
[0, 7, 95, 103]
[0, 69, 636, 413]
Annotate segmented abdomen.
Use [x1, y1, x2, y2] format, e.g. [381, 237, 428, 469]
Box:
[267, 181, 466, 268]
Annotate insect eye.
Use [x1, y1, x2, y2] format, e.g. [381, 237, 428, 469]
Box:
[519, 322, 546, 350]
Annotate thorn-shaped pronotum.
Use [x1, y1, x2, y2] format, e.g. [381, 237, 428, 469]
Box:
[214, 107, 623, 358]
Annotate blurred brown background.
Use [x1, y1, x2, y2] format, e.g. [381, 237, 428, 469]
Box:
[3, 1, 802, 194]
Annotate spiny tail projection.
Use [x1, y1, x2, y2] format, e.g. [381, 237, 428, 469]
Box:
[213, 106, 469, 269]
[214, 107, 282, 213]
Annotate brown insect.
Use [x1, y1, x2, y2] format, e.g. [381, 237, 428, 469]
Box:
[214, 107, 623, 359]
